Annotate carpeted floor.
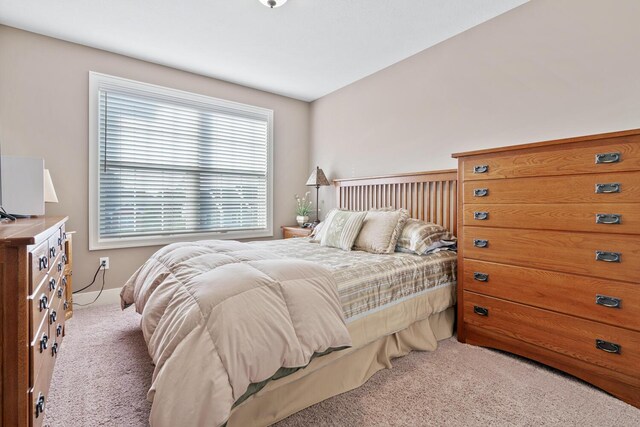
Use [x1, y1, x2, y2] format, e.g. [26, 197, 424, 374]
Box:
[44, 304, 640, 426]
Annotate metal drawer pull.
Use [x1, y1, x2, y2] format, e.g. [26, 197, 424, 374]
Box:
[58, 287, 64, 298]
[595, 251, 621, 263]
[39, 255, 48, 271]
[473, 272, 489, 282]
[58, 237, 62, 247]
[56, 324, 63, 337]
[63, 300, 69, 311]
[595, 213, 621, 224]
[474, 188, 489, 197]
[57, 261, 63, 272]
[473, 239, 489, 248]
[595, 339, 621, 354]
[62, 254, 68, 264]
[39, 294, 48, 311]
[473, 306, 489, 316]
[39, 333, 48, 352]
[473, 165, 489, 174]
[49, 278, 56, 291]
[595, 152, 621, 164]
[51, 342, 59, 356]
[474, 211, 489, 220]
[49, 247, 56, 258]
[595, 183, 620, 193]
[62, 276, 68, 286]
[49, 310, 57, 324]
[35, 393, 46, 418]
[596, 294, 621, 308]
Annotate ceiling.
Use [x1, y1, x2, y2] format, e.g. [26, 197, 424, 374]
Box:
[0, 0, 528, 101]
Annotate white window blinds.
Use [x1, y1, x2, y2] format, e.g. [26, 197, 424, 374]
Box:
[89, 73, 273, 249]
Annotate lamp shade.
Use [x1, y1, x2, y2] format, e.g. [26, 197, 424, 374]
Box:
[305, 166, 330, 187]
[44, 169, 59, 203]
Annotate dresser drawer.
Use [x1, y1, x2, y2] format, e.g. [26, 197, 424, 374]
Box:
[47, 231, 61, 262]
[463, 292, 640, 379]
[463, 172, 640, 204]
[30, 339, 56, 427]
[463, 260, 640, 331]
[462, 203, 640, 234]
[463, 226, 640, 283]
[53, 297, 66, 350]
[29, 281, 51, 339]
[30, 316, 50, 386]
[29, 240, 50, 293]
[461, 137, 640, 181]
[53, 251, 66, 277]
[54, 274, 68, 305]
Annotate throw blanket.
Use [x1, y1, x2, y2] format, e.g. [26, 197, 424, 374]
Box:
[120, 240, 352, 427]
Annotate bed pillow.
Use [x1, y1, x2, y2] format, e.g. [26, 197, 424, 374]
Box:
[353, 208, 409, 254]
[396, 219, 454, 255]
[320, 210, 367, 251]
[308, 219, 326, 243]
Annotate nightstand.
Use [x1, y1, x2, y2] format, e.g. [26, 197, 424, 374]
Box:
[281, 225, 313, 239]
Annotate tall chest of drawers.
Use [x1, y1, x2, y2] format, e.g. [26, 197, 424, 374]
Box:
[453, 129, 640, 408]
[0, 216, 71, 426]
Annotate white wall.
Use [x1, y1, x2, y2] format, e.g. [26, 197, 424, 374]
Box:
[310, 0, 640, 212]
[0, 25, 310, 292]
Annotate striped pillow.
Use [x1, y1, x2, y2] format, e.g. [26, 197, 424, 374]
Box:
[320, 210, 367, 251]
[396, 219, 454, 255]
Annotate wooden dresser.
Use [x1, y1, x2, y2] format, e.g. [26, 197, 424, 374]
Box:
[0, 216, 71, 426]
[453, 129, 640, 408]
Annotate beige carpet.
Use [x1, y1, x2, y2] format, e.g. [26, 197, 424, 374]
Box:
[44, 304, 639, 426]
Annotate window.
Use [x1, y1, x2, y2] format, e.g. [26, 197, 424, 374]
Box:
[89, 72, 273, 250]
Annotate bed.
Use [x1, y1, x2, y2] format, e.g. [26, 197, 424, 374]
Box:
[121, 169, 458, 427]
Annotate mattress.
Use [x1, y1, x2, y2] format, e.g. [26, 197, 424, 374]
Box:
[249, 238, 457, 321]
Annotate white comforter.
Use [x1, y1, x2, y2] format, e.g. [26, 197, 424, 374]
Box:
[121, 240, 352, 426]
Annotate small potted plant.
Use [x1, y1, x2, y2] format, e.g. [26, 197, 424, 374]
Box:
[295, 192, 312, 227]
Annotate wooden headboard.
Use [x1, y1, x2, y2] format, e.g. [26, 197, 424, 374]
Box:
[333, 169, 458, 236]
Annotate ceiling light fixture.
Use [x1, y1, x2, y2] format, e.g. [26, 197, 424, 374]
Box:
[259, 0, 288, 8]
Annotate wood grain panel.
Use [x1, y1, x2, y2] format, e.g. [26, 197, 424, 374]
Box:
[64, 232, 74, 320]
[281, 226, 312, 239]
[463, 172, 640, 204]
[29, 279, 50, 340]
[462, 203, 640, 234]
[1, 217, 68, 427]
[30, 316, 49, 390]
[463, 292, 640, 379]
[463, 260, 640, 331]
[455, 129, 640, 408]
[30, 341, 55, 427]
[463, 226, 640, 283]
[334, 170, 458, 236]
[54, 296, 66, 348]
[459, 135, 640, 181]
[29, 240, 49, 294]
[464, 325, 640, 408]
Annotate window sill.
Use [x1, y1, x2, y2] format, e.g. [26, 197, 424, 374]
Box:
[89, 228, 274, 250]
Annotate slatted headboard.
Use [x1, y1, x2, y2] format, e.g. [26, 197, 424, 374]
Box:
[333, 169, 458, 236]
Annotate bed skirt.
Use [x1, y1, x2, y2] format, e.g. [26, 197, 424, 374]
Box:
[228, 303, 455, 426]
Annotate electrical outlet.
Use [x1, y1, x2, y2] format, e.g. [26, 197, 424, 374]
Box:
[99, 257, 110, 270]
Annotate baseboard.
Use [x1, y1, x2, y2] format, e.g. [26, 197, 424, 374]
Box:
[72, 287, 122, 308]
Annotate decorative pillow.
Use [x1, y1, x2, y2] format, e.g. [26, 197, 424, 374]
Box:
[396, 219, 454, 255]
[308, 219, 327, 243]
[353, 208, 409, 254]
[320, 210, 367, 251]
